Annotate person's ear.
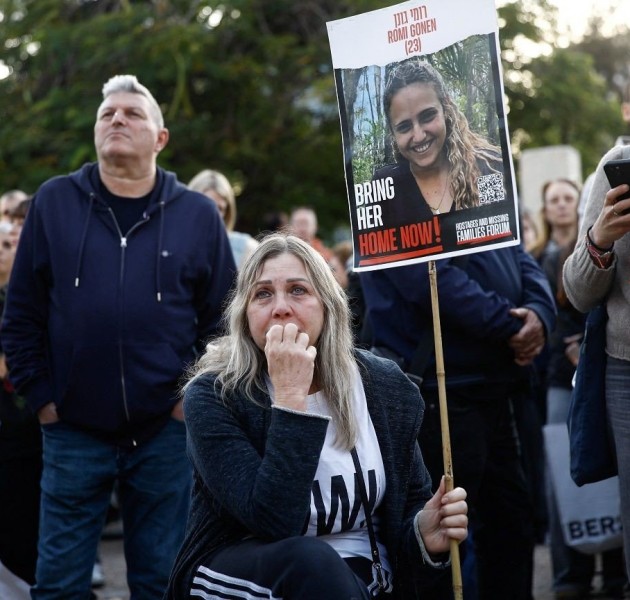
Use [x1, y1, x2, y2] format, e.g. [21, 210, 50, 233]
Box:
[155, 128, 170, 153]
[622, 102, 630, 124]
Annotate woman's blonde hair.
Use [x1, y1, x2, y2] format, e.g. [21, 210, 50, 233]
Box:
[188, 169, 237, 231]
[187, 233, 358, 448]
[384, 58, 502, 210]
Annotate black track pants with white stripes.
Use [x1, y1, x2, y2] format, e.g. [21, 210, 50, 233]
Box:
[189, 537, 373, 600]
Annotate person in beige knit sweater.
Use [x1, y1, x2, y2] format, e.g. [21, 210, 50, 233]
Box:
[562, 140, 630, 584]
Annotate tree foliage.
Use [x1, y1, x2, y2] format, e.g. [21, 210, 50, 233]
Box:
[504, 48, 623, 174]
[0, 0, 384, 236]
[497, 0, 627, 176]
[576, 17, 630, 100]
[0, 0, 628, 238]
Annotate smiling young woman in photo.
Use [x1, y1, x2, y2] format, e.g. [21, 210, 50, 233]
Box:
[374, 59, 503, 226]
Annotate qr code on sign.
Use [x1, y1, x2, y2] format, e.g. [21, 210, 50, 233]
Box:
[477, 173, 505, 205]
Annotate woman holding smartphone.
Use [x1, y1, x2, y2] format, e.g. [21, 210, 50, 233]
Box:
[562, 144, 630, 583]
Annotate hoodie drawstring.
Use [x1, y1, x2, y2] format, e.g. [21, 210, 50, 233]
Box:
[155, 201, 165, 302]
[74, 194, 96, 288]
[75, 192, 164, 304]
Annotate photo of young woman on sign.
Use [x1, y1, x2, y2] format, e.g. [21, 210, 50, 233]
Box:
[373, 58, 505, 229]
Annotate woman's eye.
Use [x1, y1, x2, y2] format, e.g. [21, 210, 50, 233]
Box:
[419, 109, 437, 123]
[394, 122, 411, 134]
[291, 286, 306, 295]
[253, 289, 271, 300]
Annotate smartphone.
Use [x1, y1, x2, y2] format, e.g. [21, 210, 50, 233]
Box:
[604, 159, 630, 207]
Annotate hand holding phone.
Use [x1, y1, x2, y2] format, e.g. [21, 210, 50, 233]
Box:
[589, 158, 630, 249]
[604, 159, 630, 209]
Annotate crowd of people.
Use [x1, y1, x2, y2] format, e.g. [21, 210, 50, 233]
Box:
[0, 67, 629, 600]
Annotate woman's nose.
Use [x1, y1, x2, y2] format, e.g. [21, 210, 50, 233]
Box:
[271, 294, 291, 316]
[411, 122, 425, 141]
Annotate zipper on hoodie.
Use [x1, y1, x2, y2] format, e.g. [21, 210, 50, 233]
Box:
[108, 207, 151, 448]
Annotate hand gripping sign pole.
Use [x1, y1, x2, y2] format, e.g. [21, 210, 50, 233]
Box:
[428, 259, 463, 600]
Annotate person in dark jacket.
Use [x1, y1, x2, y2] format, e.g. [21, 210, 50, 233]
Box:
[165, 233, 468, 600]
[360, 244, 556, 600]
[1, 74, 236, 599]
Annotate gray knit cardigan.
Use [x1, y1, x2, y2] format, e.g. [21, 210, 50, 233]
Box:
[164, 348, 449, 599]
[563, 144, 630, 361]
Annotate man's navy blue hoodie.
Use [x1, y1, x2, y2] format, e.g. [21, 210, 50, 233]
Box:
[1, 163, 236, 445]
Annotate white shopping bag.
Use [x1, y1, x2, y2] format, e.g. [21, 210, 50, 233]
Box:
[543, 423, 622, 554]
[0, 560, 31, 600]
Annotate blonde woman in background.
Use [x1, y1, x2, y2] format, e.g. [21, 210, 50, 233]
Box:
[189, 169, 259, 268]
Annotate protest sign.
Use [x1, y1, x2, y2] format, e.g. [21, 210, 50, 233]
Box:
[327, 0, 519, 271]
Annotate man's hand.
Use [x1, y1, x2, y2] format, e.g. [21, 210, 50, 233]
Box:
[508, 307, 545, 366]
[37, 402, 59, 425]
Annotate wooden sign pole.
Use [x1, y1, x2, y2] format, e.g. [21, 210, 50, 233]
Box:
[428, 260, 463, 600]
